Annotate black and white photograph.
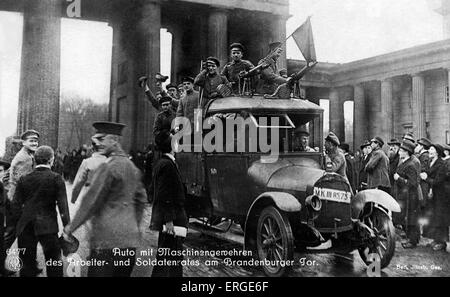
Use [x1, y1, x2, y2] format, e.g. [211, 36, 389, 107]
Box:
[0, 0, 450, 286]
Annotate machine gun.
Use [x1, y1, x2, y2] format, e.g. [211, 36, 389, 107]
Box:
[264, 61, 318, 99]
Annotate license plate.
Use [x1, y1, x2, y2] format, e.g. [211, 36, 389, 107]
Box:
[313, 187, 351, 204]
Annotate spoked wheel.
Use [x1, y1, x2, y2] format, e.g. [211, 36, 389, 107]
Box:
[358, 208, 396, 269]
[256, 206, 294, 277]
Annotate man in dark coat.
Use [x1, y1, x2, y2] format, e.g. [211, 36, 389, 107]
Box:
[63, 122, 148, 277]
[153, 95, 176, 142]
[420, 144, 448, 251]
[393, 141, 420, 248]
[388, 138, 401, 195]
[150, 131, 188, 277]
[358, 140, 372, 191]
[365, 136, 391, 193]
[12, 146, 70, 276]
[416, 138, 431, 208]
[340, 143, 356, 192]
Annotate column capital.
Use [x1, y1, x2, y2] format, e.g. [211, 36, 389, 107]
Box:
[381, 77, 394, 83]
[411, 72, 425, 78]
[209, 6, 230, 15]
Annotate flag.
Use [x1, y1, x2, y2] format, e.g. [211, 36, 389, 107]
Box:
[291, 17, 317, 63]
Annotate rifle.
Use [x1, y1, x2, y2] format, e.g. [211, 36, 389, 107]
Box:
[264, 61, 318, 99]
[242, 43, 285, 78]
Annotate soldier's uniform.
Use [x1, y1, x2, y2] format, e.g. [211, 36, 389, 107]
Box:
[221, 60, 254, 94]
[257, 57, 287, 94]
[194, 57, 232, 109]
[153, 96, 176, 141]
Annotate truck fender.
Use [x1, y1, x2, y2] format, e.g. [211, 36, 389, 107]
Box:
[352, 189, 401, 219]
[243, 192, 301, 252]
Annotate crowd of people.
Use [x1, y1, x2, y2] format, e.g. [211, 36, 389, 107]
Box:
[324, 132, 450, 251]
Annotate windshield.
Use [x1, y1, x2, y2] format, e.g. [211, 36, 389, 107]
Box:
[200, 111, 323, 155]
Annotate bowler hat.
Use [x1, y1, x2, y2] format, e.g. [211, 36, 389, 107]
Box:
[182, 76, 194, 84]
[400, 141, 415, 155]
[230, 42, 245, 52]
[92, 121, 126, 136]
[431, 143, 444, 158]
[388, 138, 401, 146]
[166, 83, 177, 90]
[371, 136, 385, 147]
[402, 132, 415, 143]
[20, 129, 40, 140]
[360, 140, 371, 149]
[325, 132, 340, 146]
[0, 159, 10, 170]
[417, 138, 432, 149]
[206, 57, 220, 67]
[59, 234, 80, 257]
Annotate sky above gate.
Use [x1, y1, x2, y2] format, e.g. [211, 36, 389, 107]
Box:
[0, 0, 445, 155]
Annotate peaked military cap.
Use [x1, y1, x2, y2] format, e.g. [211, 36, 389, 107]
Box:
[229, 42, 245, 52]
[166, 83, 178, 90]
[400, 141, 415, 155]
[159, 95, 172, 105]
[371, 136, 385, 147]
[294, 126, 310, 136]
[417, 137, 432, 148]
[206, 56, 220, 67]
[325, 132, 340, 146]
[388, 138, 401, 146]
[182, 76, 194, 83]
[92, 121, 126, 136]
[21, 129, 40, 140]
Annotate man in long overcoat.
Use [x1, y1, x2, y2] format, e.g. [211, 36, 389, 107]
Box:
[63, 122, 147, 277]
[393, 141, 421, 248]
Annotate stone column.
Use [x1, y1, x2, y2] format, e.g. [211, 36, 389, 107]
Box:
[208, 8, 228, 69]
[18, 0, 61, 148]
[136, 0, 161, 149]
[381, 78, 394, 141]
[353, 84, 365, 151]
[169, 24, 183, 82]
[271, 15, 287, 70]
[329, 88, 345, 142]
[411, 73, 426, 139]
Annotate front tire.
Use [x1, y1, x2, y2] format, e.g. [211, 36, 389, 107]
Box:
[256, 206, 294, 277]
[358, 208, 396, 269]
